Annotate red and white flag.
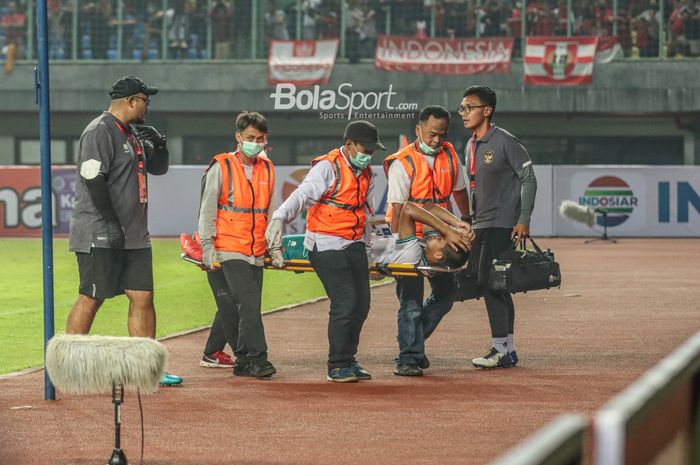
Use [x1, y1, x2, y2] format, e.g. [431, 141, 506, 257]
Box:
[524, 37, 598, 86]
[375, 35, 513, 75]
[268, 39, 339, 87]
[595, 36, 623, 63]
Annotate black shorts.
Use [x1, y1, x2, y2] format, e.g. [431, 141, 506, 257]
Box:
[76, 248, 154, 299]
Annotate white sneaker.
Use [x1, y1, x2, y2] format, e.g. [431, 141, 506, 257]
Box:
[472, 348, 513, 369]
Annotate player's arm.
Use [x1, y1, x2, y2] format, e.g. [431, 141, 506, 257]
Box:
[399, 201, 471, 251]
[424, 200, 475, 244]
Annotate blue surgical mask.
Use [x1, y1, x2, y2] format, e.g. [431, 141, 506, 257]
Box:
[418, 133, 439, 155]
[350, 143, 372, 170]
[241, 140, 265, 158]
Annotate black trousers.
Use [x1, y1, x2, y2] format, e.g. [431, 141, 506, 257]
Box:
[472, 228, 515, 338]
[203, 270, 237, 356]
[309, 241, 371, 369]
[208, 260, 268, 362]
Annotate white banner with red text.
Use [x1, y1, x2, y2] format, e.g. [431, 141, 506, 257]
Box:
[375, 34, 514, 75]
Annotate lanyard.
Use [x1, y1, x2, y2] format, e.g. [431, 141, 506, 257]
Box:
[114, 121, 147, 203]
[468, 124, 493, 189]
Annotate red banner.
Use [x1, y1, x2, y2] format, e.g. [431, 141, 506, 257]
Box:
[524, 37, 598, 86]
[268, 39, 339, 87]
[375, 35, 513, 75]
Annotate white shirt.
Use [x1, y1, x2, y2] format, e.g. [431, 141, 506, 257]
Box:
[374, 235, 424, 265]
[272, 148, 374, 252]
[386, 146, 467, 205]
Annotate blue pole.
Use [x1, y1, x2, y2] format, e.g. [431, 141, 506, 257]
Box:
[35, 0, 56, 401]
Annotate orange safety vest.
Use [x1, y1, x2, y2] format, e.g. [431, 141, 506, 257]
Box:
[209, 152, 275, 257]
[383, 141, 460, 237]
[306, 148, 372, 241]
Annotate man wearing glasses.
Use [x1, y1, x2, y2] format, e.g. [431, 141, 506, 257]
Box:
[67, 76, 182, 387]
[460, 85, 537, 369]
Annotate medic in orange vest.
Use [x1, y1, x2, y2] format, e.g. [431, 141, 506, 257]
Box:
[266, 121, 385, 383]
[385, 105, 472, 377]
[384, 106, 471, 237]
[197, 111, 277, 379]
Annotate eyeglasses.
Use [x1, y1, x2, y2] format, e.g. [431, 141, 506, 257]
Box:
[131, 95, 150, 107]
[458, 104, 487, 115]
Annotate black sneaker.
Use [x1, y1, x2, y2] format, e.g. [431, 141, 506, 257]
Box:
[393, 364, 423, 376]
[351, 362, 372, 380]
[509, 351, 519, 367]
[418, 355, 430, 369]
[234, 360, 276, 378]
[472, 348, 513, 369]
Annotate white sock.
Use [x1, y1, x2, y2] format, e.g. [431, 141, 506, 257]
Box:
[508, 334, 515, 353]
[492, 337, 508, 354]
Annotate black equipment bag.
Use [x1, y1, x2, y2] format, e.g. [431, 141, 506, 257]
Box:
[488, 238, 561, 293]
[453, 256, 481, 302]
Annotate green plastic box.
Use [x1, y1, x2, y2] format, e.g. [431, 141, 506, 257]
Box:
[282, 234, 309, 260]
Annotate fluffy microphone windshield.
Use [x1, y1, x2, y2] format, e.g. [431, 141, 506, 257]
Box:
[559, 200, 596, 228]
[46, 334, 167, 395]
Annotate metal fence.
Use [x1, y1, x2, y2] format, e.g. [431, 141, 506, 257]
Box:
[1, 0, 698, 62]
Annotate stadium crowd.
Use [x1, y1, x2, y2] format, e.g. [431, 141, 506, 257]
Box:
[1, 0, 699, 60]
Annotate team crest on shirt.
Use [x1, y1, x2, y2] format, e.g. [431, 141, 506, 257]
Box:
[484, 151, 494, 164]
[123, 143, 130, 153]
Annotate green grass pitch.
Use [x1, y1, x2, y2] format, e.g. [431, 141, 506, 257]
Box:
[0, 238, 328, 375]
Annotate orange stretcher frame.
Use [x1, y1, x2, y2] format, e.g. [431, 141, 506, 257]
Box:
[179, 253, 467, 278]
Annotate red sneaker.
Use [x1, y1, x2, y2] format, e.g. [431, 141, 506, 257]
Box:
[200, 351, 235, 368]
[180, 232, 203, 261]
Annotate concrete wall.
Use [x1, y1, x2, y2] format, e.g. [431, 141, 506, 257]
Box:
[2, 61, 700, 113]
[1, 61, 699, 164]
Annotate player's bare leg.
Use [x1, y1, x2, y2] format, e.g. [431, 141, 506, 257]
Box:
[66, 295, 103, 334]
[125, 289, 156, 338]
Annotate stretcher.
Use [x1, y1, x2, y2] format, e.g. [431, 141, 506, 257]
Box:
[179, 253, 468, 279]
[179, 231, 470, 278]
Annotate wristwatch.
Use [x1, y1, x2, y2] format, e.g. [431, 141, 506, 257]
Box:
[461, 216, 472, 225]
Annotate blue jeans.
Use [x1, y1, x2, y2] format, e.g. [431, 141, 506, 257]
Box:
[423, 272, 456, 340]
[395, 276, 425, 365]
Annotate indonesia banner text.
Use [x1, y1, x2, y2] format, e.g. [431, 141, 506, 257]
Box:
[375, 35, 513, 75]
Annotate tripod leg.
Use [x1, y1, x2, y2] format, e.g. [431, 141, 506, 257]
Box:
[107, 385, 128, 465]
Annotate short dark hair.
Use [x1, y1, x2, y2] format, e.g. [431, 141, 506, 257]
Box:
[235, 111, 268, 133]
[418, 105, 451, 125]
[463, 85, 497, 115]
[434, 245, 469, 269]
